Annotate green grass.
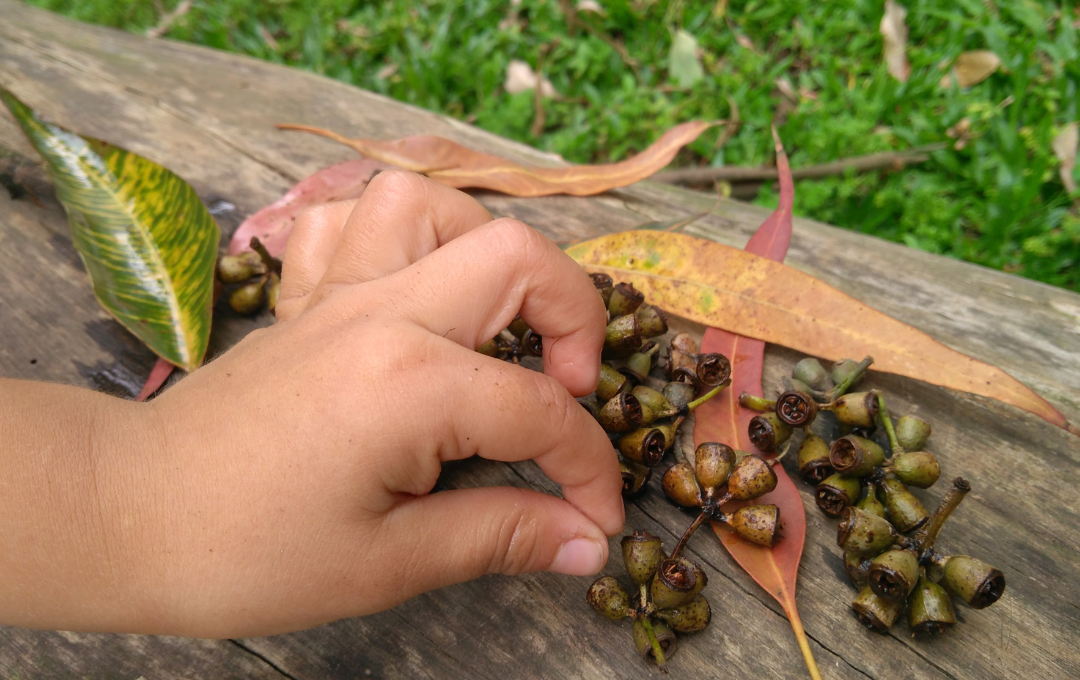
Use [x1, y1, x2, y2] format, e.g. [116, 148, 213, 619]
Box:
[24, 0, 1080, 292]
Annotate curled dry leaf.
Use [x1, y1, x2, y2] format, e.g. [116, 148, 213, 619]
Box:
[576, 0, 604, 14]
[504, 59, 557, 98]
[669, 29, 704, 89]
[880, 0, 910, 82]
[940, 50, 1001, 88]
[1052, 122, 1078, 195]
[278, 120, 716, 197]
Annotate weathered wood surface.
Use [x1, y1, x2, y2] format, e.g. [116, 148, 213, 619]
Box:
[1, 3, 1078, 678]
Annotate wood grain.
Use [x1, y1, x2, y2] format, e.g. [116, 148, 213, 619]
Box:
[1, 2, 1078, 678]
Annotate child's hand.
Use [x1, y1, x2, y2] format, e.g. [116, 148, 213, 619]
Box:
[129, 172, 623, 636]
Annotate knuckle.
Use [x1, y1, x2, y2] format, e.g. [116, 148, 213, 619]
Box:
[485, 496, 542, 575]
[366, 169, 430, 199]
[483, 218, 546, 262]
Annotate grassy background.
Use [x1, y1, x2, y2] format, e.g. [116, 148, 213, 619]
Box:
[23, 0, 1080, 292]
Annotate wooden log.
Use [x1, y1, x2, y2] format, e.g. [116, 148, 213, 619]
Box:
[1, 2, 1078, 678]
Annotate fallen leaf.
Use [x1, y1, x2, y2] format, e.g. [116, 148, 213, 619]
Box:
[940, 50, 1001, 88]
[504, 59, 557, 98]
[566, 231, 1071, 432]
[279, 120, 716, 197]
[668, 29, 704, 88]
[576, 0, 605, 14]
[1, 87, 218, 374]
[1052, 122, 1078, 195]
[880, 0, 910, 82]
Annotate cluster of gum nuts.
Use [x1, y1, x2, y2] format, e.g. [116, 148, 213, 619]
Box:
[216, 237, 281, 315]
[740, 356, 1006, 636]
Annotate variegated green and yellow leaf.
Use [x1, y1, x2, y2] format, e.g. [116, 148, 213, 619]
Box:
[1, 88, 218, 373]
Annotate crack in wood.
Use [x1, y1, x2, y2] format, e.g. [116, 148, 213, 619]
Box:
[229, 639, 300, 680]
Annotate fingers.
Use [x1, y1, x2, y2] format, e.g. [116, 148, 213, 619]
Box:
[364, 218, 607, 396]
[277, 199, 356, 321]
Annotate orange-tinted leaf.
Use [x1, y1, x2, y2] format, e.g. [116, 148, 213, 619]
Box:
[567, 231, 1070, 431]
[277, 121, 716, 197]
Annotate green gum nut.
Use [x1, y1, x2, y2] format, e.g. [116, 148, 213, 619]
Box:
[662, 463, 703, 508]
[604, 314, 643, 357]
[596, 363, 629, 402]
[879, 476, 929, 533]
[632, 385, 672, 418]
[576, 394, 600, 419]
[653, 420, 681, 451]
[828, 391, 879, 428]
[622, 351, 654, 382]
[607, 282, 645, 317]
[797, 433, 833, 484]
[829, 435, 886, 477]
[217, 251, 266, 283]
[725, 504, 781, 547]
[590, 272, 614, 306]
[506, 315, 531, 339]
[776, 390, 819, 427]
[856, 482, 887, 519]
[635, 304, 669, 338]
[837, 506, 899, 557]
[726, 454, 778, 501]
[815, 473, 863, 517]
[618, 427, 667, 467]
[867, 548, 920, 602]
[228, 279, 266, 315]
[650, 557, 708, 610]
[598, 393, 643, 433]
[694, 352, 731, 388]
[633, 619, 677, 665]
[266, 272, 280, 312]
[662, 381, 696, 411]
[655, 594, 711, 633]
[621, 531, 665, 587]
[831, 358, 865, 388]
[939, 555, 1006, 609]
[793, 357, 831, 391]
[888, 451, 940, 489]
[586, 576, 632, 620]
[851, 585, 903, 633]
[747, 412, 793, 453]
[844, 550, 872, 587]
[908, 573, 956, 635]
[619, 458, 652, 498]
[694, 442, 736, 491]
[895, 415, 931, 451]
[476, 337, 499, 357]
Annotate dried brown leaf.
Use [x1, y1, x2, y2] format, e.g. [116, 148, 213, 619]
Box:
[880, 0, 910, 82]
[1052, 122, 1078, 195]
[940, 50, 1002, 88]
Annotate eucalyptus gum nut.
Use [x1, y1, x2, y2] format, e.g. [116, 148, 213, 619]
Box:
[908, 574, 956, 635]
[618, 427, 667, 467]
[857, 482, 887, 519]
[266, 272, 280, 312]
[727, 454, 778, 501]
[815, 474, 862, 516]
[747, 412, 792, 453]
[726, 504, 781, 546]
[896, 415, 932, 452]
[597, 363, 629, 402]
[604, 314, 643, 357]
[620, 458, 652, 498]
[506, 315, 531, 339]
[669, 332, 699, 356]
[633, 619, 678, 664]
[477, 337, 499, 357]
[844, 550, 872, 587]
[607, 282, 645, 317]
[867, 548, 920, 601]
[776, 389, 818, 427]
[576, 394, 601, 419]
[837, 506, 899, 557]
[590, 272, 614, 306]
[663, 381, 696, 410]
[829, 435, 886, 477]
[694, 352, 731, 388]
[793, 357, 831, 391]
[586, 576, 632, 620]
[228, 279, 265, 315]
[621, 531, 665, 586]
[622, 352, 654, 382]
[851, 585, 903, 633]
[669, 365, 699, 389]
[889, 451, 940, 488]
[940, 555, 1006, 609]
[521, 329, 543, 356]
[831, 358, 865, 388]
[217, 251, 266, 283]
[879, 476, 929, 533]
[662, 463, 703, 508]
[694, 442, 736, 490]
[635, 304, 669, 338]
[632, 386, 672, 416]
[797, 433, 832, 484]
[599, 393, 643, 433]
[653, 421, 680, 450]
[651, 557, 707, 610]
[655, 594, 711, 633]
[788, 378, 814, 395]
[829, 391, 879, 428]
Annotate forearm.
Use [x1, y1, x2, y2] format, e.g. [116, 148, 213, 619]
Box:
[0, 378, 158, 631]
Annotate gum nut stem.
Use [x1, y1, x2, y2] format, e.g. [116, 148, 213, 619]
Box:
[724, 504, 781, 547]
[633, 619, 677, 665]
[938, 555, 1006, 609]
[228, 279, 266, 315]
[832, 358, 866, 388]
[886, 451, 940, 489]
[604, 314, 643, 357]
[908, 572, 957, 635]
[844, 550, 873, 587]
[663, 381, 696, 410]
[797, 433, 833, 484]
[217, 251, 266, 283]
[895, 415, 932, 452]
[776, 390, 819, 427]
[815, 474, 863, 516]
[857, 482, 887, 519]
[793, 357, 831, 391]
[829, 435, 886, 477]
[727, 454, 779, 501]
[506, 315, 531, 339]
[521, 329, 543, 356]
[694, 353, 732, 388]
[655, 594, 711, 633]
[662, 463, 703, 508]
[599, 393, 644, 433]
[879, 476, 929, 533]
[635, 304, 669, 338]
[607, 282, 645, 317]
[651, 557, 708, 610]
[477, 337, 499, 357]
[747, 412, 793, 453]
[590, 272, 614, 305]
[837, 506, 899, 557]
[266, 272, 280, 312]
[618, 427, 668, 467]
[621, 531, 665, 586]
[622, 352, 654, 382]
[695, 442, 736, 491]
[597, 363, 629, 402]
[577, 394, 601, 419]
[827, 391, 879, 428]
[669, 332, 699, 356]
[867, 548, 920, 601]
[851, 585, 904, 633]
[586, 576, 632, 620]
[620, 458, 652, 498]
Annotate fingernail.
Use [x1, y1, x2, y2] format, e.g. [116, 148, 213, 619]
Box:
[550, 537, 606, 576]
